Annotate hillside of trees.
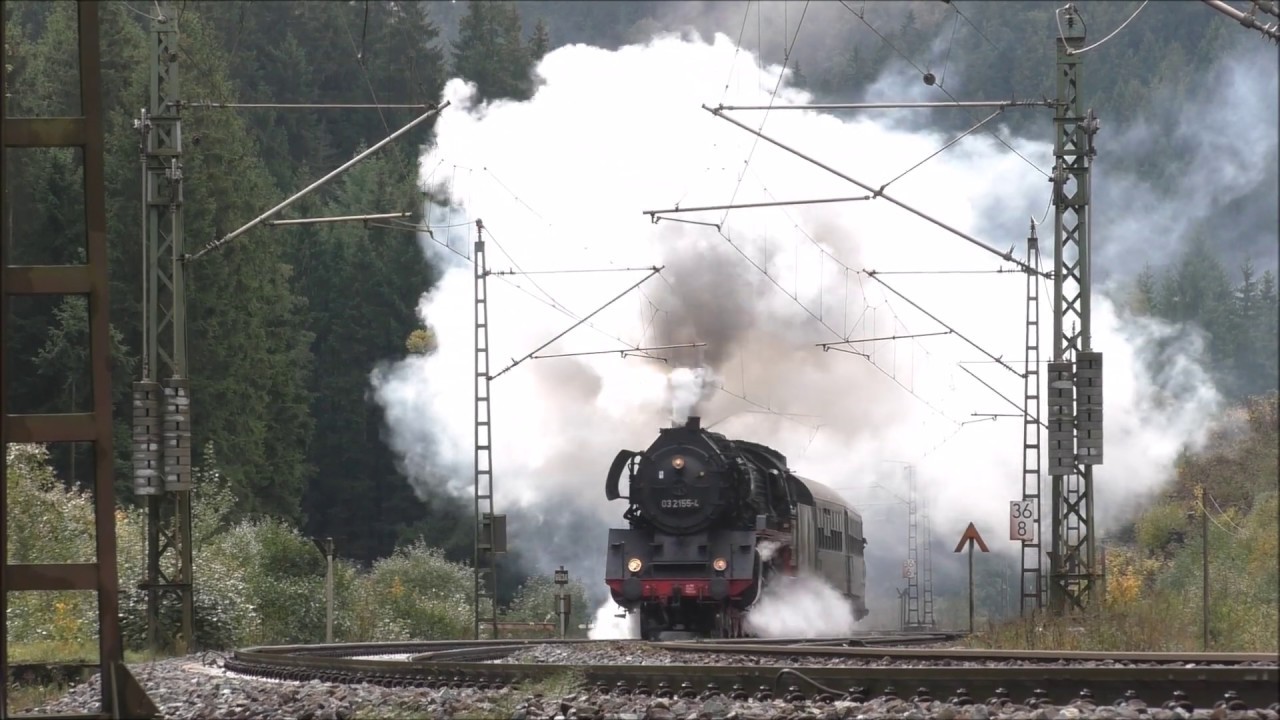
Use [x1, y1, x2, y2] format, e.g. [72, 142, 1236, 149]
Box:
[2, 0, 1275, 629]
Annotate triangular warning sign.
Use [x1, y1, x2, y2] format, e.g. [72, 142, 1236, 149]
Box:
[953, 522, 990, 553]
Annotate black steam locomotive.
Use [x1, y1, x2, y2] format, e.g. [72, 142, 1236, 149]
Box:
[603, 416, 869, 639]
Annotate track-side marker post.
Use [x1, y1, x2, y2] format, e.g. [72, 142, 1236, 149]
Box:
[955, 522, 990, 634]
[554, 566, 570, 639]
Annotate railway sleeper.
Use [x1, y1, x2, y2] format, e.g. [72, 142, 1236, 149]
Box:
[223, 654, 1278, 709]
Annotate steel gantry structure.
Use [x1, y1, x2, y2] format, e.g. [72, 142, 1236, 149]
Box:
[460, 217, 673, 638]
[920, 492, 936, 628]
[472, 220, 505, 639]
[904, 465, 920, 629]
[127, 0, 446, 650]
[657, 3, 1109, 617]
[902, 466, 936, 630]
[2, 2, 159, 716]
[132, 0, 196, 654]
[1020, 222, 1046, 614]
[1047, 5, 1105, 614]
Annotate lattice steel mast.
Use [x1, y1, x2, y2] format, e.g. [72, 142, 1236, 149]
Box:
[473, 220, 503, 639]
[904, 465, 921, 628]
[921, 491, 935, 628]
[132, 0, 195, 652]
[1021, 221, 1045, 614]
[1048, 5, 1104, 614]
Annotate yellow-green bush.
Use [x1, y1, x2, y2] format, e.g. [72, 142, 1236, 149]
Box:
[977, 394, 1277, 653]
[343, 539, 474, 641]
[503, 575, 591, 638]
[4, 444, 477, 653]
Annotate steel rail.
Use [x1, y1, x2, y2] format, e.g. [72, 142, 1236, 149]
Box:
[222, 640, 1280, 709]
[661, 641, 1278, 664]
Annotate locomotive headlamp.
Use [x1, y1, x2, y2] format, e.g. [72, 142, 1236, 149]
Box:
[672, 456, 685, 470]
[712, 557, 728, 572]
[627, 557, 643, 574]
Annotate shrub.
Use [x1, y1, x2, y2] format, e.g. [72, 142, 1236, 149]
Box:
[1134, 503, 1192, 557]
[345, 538, 474, 641]
[504, 575, 591, 638]
[205, 518, 326, 645]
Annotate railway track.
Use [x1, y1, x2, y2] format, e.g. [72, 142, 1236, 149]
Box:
[222, 638, 1280, 711]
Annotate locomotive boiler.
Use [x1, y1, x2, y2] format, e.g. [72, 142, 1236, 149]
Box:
[603, 416, 869, 640]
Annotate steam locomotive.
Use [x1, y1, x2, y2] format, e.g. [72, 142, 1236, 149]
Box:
[603, 416, 869, 639]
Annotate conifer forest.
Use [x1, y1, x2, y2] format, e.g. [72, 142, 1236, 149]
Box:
[2, 0, 1276, 652]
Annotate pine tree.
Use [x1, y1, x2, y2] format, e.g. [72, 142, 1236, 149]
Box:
[452, 1, 535, 102]
[1230, 261, 1262, 397]
[1258, 271, 1279, 396]
[528, 18, 551, 62]
[790, 59, 809, 90]
[1132, 265, 1159, 315]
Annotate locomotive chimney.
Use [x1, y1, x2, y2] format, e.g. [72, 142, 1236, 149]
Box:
[685, 416, 701, 431]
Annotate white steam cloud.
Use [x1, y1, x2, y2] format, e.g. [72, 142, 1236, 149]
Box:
[587, 603, 640, 640]
[369, 30, 1256, 625]
[757, 539, 783, 563]
[668, 366, 717, 424]
[744, 575, 859, 638]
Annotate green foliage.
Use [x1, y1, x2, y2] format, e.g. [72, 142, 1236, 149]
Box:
[528, 18, 551, 63]
[206, 520, 326, 645]
[977, 394, 1278, 652]
[345, 539, 474, 641]
[4, 447, 488, 652]
[5, 0, 1271, 655]
[4, 445, 99, 653]
[290, 148, 443, 563]
[503, 575, 591, 638]
[1134, 503, 1190, 557]
[1126, 240, 1279, 402]
[452, 0, 537, 102]
[5, 0, 465, 563]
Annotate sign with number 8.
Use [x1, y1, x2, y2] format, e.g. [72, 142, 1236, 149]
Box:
[1009, 500, 1037, 542]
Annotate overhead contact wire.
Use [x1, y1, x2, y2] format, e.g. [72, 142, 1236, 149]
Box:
[720, 0, 810, 229]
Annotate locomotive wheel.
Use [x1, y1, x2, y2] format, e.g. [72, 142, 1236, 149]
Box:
[714, 607, 745, 639]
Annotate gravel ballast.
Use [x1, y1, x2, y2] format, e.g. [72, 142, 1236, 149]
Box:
[22, 655, 1280, 720]
[492, 642, 1276, 669]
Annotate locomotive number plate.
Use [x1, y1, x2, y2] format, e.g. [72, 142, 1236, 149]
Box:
[660, 498, 700, 509]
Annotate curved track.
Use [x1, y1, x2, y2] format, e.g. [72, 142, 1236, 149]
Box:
[223, 638, 1280, 711]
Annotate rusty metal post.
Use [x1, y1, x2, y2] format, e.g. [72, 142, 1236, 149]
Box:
[1, 3, 158, 716]
[967, 541, 976, 634]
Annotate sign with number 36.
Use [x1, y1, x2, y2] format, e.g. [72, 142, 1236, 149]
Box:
[1009, 500, 1037, 542]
